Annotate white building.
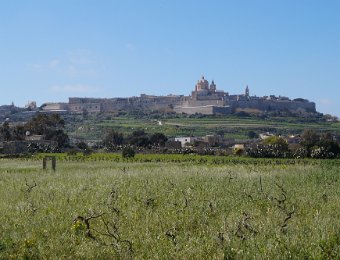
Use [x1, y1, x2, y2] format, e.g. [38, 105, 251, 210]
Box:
[174, 137, 200, 147]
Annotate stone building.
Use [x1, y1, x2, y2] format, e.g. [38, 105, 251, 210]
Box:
[66, 76, 317, 116]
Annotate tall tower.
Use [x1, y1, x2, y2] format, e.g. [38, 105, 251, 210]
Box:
[210, 80, 216, 92]
[245, 86, 249, 98]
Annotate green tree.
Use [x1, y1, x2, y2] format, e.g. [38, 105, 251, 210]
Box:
[12, 125, 25, 141]
[103, 130, 124, 150]
[76, 141, 89, 150]
[247, 130, 258, 139]
[317, 133, 339, 157]
[25, 113, 65, 135]
[301, 129, 319, 147]
[263, 136, 288, 151]
[24, 113, 69, 149]
[300, 129, 320, 156]
[150, 133, 168, 147]
[0, 121, 11, 141]
[128, 130, 150, 147]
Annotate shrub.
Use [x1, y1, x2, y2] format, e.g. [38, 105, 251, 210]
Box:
[122, 147, 135, 158]
[310, 147, 336, 159]
[233, 147, 244, 156]
[66, 149, 78, 156]
[292, 147, 308, 159]
[246, 144, 290, 158]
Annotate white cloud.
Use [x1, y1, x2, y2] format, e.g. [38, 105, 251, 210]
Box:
[27, 63, 43, 71]
[27, 49, 99, 77]
[319, 98, 334, 106]
[126, 43, 137, 52]
[27, 59, 61, 72]
[49, 84, 102, 94]
[48, 59, 61, 69]
[68, 49, 94, 65]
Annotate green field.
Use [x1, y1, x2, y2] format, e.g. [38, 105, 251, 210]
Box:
[66, 114, 340, 141]
[0, 155, 339, 258]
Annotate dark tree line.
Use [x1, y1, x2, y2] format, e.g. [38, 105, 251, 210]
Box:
[102, 129, 167, 151]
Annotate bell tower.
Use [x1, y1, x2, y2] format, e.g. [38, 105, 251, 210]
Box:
[245, 86, 249, 98]
[210, 80, 216, 92]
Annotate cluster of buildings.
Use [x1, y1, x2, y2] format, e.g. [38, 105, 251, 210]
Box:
[38, 76, 316, 116]
[167, 132, 303, 152]
[0, 76, 319, 126]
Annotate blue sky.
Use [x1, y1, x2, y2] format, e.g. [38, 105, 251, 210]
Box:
[0, 0, 339, 116]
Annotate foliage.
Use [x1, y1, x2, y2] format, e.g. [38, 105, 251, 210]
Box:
[149, 132, 168, 147]
[127, 130, 151, 148]
[247, 130, 259, 139]
[25, 113, 65, 135]
[292, 147, 308, 159]
[24, 113, 69, 149]
[122, 147, 135, 158]
[246, 143, 290, 158]
[0, 121, 12, 141]
[300, 130, 339, 158]
[263, 136, 288, 149]
[76, 141, 89, 150]
[247, 136, 289, 158]
[102, 129, 124, 151]
[27, 142, 59, 153]
[300, 129, 320, 155]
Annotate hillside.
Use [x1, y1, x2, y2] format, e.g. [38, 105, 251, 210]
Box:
[64, 112, 340, 143]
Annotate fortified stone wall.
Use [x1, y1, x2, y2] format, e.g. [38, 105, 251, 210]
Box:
[174, 105, 231, 115]
[182, 99, 226, 108]
[42, 103, 69, 111]
[230, 99, 316, 113]
[139, 95, 183, 111]
[68, 102, 101, 113]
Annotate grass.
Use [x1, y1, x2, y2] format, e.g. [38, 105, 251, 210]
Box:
[0, 156, 339, 258]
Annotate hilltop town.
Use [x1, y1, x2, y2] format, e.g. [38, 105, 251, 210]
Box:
[0, 76, 318, 121]
[49, 76, 317, 116]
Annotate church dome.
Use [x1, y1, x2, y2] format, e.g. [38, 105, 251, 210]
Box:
[196, 76, 209, 91]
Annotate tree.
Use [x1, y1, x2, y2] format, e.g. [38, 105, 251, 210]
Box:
[263, 136, 288, 151]
[76, 141, 89, 150]
[12, 125, 25, 141]
[316, 133, 339, 158]
[300, 129, 320, 156]
[150, 133, 168, 147]
[300, 130, 339, 158]
[128, 130, 150, 147]
[0, 121, 11, 141]
[103, 130, 124, 150]
[247, 131, 258, 139]
[24, 113, 69, 149]
[25, 113, 65, 135]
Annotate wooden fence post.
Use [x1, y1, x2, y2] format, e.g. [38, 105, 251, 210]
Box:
[52, 157, 56, 171]
[43, 157, 47, 170]
[43, 156, 56, 171]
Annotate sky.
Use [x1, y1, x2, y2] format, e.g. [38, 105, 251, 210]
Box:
[0, 0, 339, 117]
